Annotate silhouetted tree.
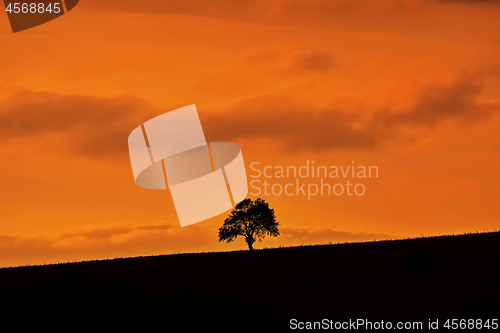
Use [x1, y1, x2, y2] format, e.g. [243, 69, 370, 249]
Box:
[218, 198, 280, 251]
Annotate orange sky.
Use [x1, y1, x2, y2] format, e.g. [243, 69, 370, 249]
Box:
[0, 0, 499, 267]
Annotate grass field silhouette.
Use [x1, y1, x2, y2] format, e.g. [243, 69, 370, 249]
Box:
[0, 231, 498, 331]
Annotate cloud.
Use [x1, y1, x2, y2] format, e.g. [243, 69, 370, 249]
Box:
[76, 0, 500, 49]
[0, 220, 396, 267]
[83, 0, 344, 17]
[0, 220, 217, 267]
[294, 51, 333, 72]
[80, 0, 500, 34]
[0, 88, 162, 158]
[267, 227, 394, 246]
[203, 74, 500, 151]
[246, 46, 337, 76]
[378, 74, 498, 127]
[193, 46, 337, 97]
[439, 0, 500, 3]
[82, 0, 500, 18]
[203, 98, 380, 152]
[0, 74, 498, 158]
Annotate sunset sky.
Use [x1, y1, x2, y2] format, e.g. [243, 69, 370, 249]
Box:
[0, 0, 499, 267]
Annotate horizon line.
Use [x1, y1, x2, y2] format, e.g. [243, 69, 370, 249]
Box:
[0, 229, 497, 270]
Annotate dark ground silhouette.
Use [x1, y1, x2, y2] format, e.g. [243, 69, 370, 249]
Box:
[0, 232, 499, 331]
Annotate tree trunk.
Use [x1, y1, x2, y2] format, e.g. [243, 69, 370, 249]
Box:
[246, 237, 254, 251]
